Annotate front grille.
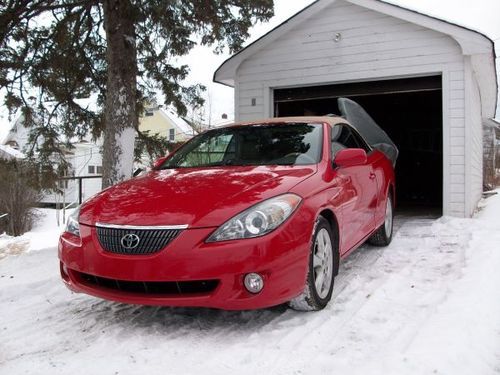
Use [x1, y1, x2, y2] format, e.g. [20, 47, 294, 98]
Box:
[96, 225, 183, 255]
[77, 272, 219, 296]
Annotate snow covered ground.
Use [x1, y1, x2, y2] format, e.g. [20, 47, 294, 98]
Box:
[0, 209, 66, 260]
[1, 197, 500, 375]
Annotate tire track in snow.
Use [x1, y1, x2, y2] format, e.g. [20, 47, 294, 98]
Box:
[207, 216, 436, 374]
[0, 214, 487, 375]
[253, 216, 472, 375]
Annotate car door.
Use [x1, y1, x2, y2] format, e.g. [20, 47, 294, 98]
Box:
[331, 124, 378, 254]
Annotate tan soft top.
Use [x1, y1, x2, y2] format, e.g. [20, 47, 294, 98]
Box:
[226, 116, 346, 128]
[215, 99, 398, 167]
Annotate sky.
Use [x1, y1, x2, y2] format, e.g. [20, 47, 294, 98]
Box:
[1, 0, 500, 140]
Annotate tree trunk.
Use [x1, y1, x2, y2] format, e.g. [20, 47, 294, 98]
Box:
[101, 0, 138, 188]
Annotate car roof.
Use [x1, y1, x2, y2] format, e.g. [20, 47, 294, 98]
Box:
[221, 116, 348, 129]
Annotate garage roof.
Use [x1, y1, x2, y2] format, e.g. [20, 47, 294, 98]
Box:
[214, 0, 498, 118]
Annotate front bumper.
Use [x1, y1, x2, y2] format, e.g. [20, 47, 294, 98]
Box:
[58, 212, 312, 310]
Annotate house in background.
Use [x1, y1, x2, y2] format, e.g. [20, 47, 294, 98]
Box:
[140, 104, 196, 143]
[215, 0, 499, 218]
[134, 104, 198, 169]
[2, 115, 29, 152]
[1, 106, 197, 206]
[43, 140, 104, 206]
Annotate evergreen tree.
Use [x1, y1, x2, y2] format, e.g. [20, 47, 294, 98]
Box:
[0, 0, 274, 187]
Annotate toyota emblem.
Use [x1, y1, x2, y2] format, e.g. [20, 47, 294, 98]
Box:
[121, 233, 140, 249]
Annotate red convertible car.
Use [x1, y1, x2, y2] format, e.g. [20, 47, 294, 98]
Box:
[59, 98, 397, 311]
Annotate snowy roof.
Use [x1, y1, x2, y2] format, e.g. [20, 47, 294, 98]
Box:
[159, 109, 197, 137]
[484, 118, 500, 129]
[0, 115, 22, 145]
[0, 96, 99, 146]
[0, 144, 25, 159]
[0, 124, 8, 145]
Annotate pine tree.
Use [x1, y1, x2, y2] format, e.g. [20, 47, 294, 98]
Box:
[0, 0, 274, 187]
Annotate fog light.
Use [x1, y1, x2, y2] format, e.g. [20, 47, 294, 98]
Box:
[244, 273, 264, 293]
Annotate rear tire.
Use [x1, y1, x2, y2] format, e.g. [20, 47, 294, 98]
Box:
[368, 194, 394, 246]
[289, 216, 336, 311]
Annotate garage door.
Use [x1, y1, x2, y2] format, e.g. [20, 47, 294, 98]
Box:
[274, 76, 443, 214]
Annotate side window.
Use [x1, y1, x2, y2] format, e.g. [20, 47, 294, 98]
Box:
[331, 124, 370, 155]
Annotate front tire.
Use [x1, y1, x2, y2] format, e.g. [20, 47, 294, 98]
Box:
[368, 194, 394, 246]
[289, 216, 335, 311]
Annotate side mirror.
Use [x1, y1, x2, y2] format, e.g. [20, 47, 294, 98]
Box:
[334, 148, 367, 167]
[153, 156, 168, 169]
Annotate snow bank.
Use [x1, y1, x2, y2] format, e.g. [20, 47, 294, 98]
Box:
[0, 194, 499, 374]
[0, 208, 66, 259]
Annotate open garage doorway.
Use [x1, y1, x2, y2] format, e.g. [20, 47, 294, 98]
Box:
[274, 76, 443, 215]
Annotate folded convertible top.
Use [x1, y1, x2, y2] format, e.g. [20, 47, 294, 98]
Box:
[338, 98, 399, 166]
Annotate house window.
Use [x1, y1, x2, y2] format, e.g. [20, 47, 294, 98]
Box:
[96, 166, 103, 174]
[88, 165, 95, 174]
[169, 128, 175, 141]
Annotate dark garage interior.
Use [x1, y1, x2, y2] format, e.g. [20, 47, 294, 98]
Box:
[274, 76, 443, 214]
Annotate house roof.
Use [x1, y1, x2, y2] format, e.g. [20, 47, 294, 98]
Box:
[159, 109, 197, 137]
[0, 125, 8, 145]
[484, 118, 500, 130]
[1, 115, 22, 145]
[0, 144, 25, 159]
[214, 0, 498, 118]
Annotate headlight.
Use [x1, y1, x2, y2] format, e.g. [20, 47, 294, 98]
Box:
[207, 194, 302, 242]
[65, 206, 80, 237]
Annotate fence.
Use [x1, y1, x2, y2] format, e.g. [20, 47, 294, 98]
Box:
[49, 175, 103, 226]
[58, 175, 103, 205]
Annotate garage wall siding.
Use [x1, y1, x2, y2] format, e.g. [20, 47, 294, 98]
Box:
[448, 70, 466, 216]
[234, 0, 467, 216]
[466, 65, 484, 216]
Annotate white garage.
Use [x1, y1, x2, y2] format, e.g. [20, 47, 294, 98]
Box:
[214, 0, 498, 217]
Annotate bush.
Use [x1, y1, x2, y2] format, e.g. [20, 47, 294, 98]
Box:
[0, 159, 43, 236]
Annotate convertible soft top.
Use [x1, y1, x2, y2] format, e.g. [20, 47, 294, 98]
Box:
[230, 98, 399, 166]
[337, 98, 398, 167]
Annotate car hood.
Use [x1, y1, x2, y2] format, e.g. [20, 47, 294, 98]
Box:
[79, 165, 316, 228]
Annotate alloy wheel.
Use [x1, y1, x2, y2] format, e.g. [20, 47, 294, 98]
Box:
[313, 228, 334, 299]
[384, 196, 393, 238]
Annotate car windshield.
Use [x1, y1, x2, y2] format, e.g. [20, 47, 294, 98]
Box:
[160, 123, 323, 168]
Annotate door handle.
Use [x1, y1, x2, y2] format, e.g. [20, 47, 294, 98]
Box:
[369, 172, 376, 180]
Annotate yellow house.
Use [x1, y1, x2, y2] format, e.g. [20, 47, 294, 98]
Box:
[139, 105, 196, 143]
